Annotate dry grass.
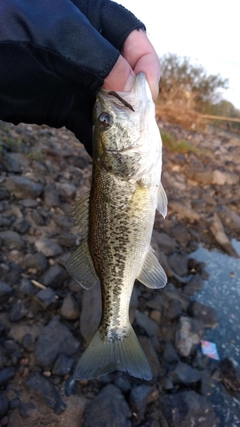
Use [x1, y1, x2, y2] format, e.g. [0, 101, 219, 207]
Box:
[156, 103, 206, 131]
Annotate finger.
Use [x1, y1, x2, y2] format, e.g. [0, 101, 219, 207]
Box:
[102, 55, 135, 92]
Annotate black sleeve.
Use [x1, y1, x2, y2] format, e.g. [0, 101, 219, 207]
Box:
[0, 0, 145, 154]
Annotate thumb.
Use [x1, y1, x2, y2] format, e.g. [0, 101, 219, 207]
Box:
[102, 55, 135, 92]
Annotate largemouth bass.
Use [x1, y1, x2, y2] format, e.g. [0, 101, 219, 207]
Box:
[66, 73, 167, 381]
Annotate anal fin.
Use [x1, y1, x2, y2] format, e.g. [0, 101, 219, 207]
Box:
[137, 247, 167, 289]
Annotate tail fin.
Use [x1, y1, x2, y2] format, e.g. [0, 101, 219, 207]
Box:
[74, 326, 152, 381]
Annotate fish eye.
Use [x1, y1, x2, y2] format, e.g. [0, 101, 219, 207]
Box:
[98, 112, 112, 128]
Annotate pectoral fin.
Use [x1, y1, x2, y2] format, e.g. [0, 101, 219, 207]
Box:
[157, 182, 168, 218]
[137, 248, 167, 289]
[71, 191, 90, 236]
[65, 238, 99, 289]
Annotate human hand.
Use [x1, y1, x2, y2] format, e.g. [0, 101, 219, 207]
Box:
[103, 29, 161, 102]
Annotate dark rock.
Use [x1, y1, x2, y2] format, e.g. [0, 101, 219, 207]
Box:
[168, 253, 188, 276]
[19, 278, 36, 296]
[0, 230, 25, 250]
[36, 288, 57, 309]
[162, 341, 179, 364]
[40, 264, 68, 288]
[172, 225, 191, 246]
[80, 283, 102, 343]
[64, 376, 77, 397]
[9, 397, 20, 409]
[129, 385, 151, 422]
[1, 152, 22, 173]
[183, 274, 203, 295]
[0, 216, 12, 227]
[35, 238, 63, 257]
[152, 230, 177, 255]
[57, 232, 76, 248]
[135, 310, 160, 339]
[19, 198, 39, 208]
[34, 316, 80, 369]
[56, 182, 77, 199]
[30, 211, 45, 226]
[114, 373, 132, 393]
[0, 281, 12, 298]
[12, 218, 30, 234]
[23, 251, 48, 273]
[84, 384, 131, 427]
[25, 372, 66, 414]
[188, 301, 218, 329]
[0, 392, 8, 417]
[4, 176, 43, 199]
[54, 214, 72, 231]
[139, 336, 161, 379]
[219, 357, 240, 391]
[169, 361, 201, 385]
[9, 300, 28, 322]
[0, 189, 10, 201]
[164, 298, 182, 321]
[52, 353, 74, 376]
[161, 377, 175, 391]
[2, 261, 22, 285]
[160, 391, 217, 427]
[61, 293, 80, 320]
[175, 316, 204, 357]
[0, 367, 15, 387]
[44, 184, 60, 208]
[19, 401, 35, 418]
[21, 333, 36, 352]
[0, 345, 7, 370]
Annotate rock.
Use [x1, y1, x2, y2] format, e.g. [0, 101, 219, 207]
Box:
[80, 283, 102, 343]
[57, 233, 76, 248]
[9, 301, 28, 322]
[36, 288, 57, 309]
[139, 337, 161, 379]
[44, 184, 60, 207]
[0, 392, 8, 417]
[212, 169, 239, 186]
[84, 384, 131, 427]
[160, 391, 217, 427]
[34, 316, 80, 369]
[164, 298, 182, 321]
[162, 341, 179, 364]
[152, 230, 177, 255]
[175, 316, 204, 357]
[0, 367, 15, 387]
[30, 211, 45, 226]
[169, 361, 201, 385]
[169, 201, 201, 222]
[135, 311, 160, 338]
[0, 230, 25, 250]
[56, 183, 77, 199]
[19, 278, 36, 296]
[172, 225, 191, 246]
[25, 372, 66, 414]
[4, 176, 43, 199]
[61, 294, 80, 320]
[1, 152, 22, 173]
[0, 189, 10, 200]
[40, 264, 68, 288]
[35, 238, 63, 257]
[221, 206, 240, 230]
[12, 218, 30, 234]
[184, 166, 213, 185]
[0, 345, 7, 370]
[19, 198, 39, 208]
[0, 281, 12, 298]
[52, 354, 74, 376]
[210, 213, 239, 258]
[129, 385, 151, 422]
[188, 301, 218, 329]
[114, 373, 132, 393]
[183, 274, 203, 295]
[219, 357, 240, 391]
[168, 253, 188, 276]
[23, 252, 49, 273]
[21, 334, 36, 352]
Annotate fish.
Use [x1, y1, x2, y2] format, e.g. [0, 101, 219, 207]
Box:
[66, 72, 167, 381]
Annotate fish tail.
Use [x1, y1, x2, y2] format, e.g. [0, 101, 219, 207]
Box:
[74, 325, 152, 381]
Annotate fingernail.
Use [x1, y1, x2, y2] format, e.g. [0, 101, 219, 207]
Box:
[122, 72, 135, 92]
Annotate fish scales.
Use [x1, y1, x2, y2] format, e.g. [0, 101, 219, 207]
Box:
[65, 73, 168, 380]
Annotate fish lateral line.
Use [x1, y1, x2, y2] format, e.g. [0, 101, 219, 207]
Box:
[108, 91, 135, 112]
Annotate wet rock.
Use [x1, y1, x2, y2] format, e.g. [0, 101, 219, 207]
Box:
[160, 391, 217, 427]
[152, 230, 177, 255]
[35, 238, 63, 257]
[12, 217, 30, 234]
[0, 392, 8, 417]
[169, 200, 201, 222]
[0, 281, 12, 298]
[40, 264, 68, 288]
[175, 316, 204, 357]
[80, 283, 102, 343]
[36, 288, 57, 309]
[129, 385, 151, 422]
[9, 301, 28, 322]
[0, 367, 15, 387]
[210, 213, 239, 258]
[4, 176, 43, 199]
[0, 230, 25, 250]
[52, 354, 74, 376]
[84, 384, 131, 427]
[168, 253, 188, 276]
[61, 294, 80, 320]
[25, 372, 66, 414]
[219, 357, 240, 391]
[169, 361, 201, 385]
[183, 274, 203, 295]
[188, 301, 218, 329]
[34, 316, 80, 369]
[23, 251, 49, 273]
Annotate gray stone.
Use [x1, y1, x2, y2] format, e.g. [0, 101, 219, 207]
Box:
[52, 353, 74, 376]
[40, 264, 68, 288]
[168, 253, 188, 276]
[30, 211, 45, 226]
[0, 281, 12, 298]
[61, 293, 80, 320]
[0, 367, 15, 387]
[5, 176, 43, 199]
[160, 391, 217, 427]
[189, 301, 218, 329]
[21, 334, 36, 352]
[23, 251, 49, 273]
[164, 298, 182, 321]
[1, 152, 22, 173]
[36, 288, 57, 309]
[19, 198, 39, 207]
[169, 201, 201, 222]
[152, 230, 177, 255]
[129, 385, 151, 422]
[175, 316, 204, 357]
[35, 238, 63, 257]
[34, 316, 80, 369]
[0, 230, 25, 250]
[0, 189, 10, 200]
[162, 341, 179, 364]
[25, 372, 66, 414]
[135, 310, 160, 338]
[57, 232, 76, 248]
[9, 301, 28, 322]
[84, 384, 131, 427]
[0, 392, 8, 417]
[169, 361, 201, 385]
[12, 218, 30, 234]
[19, 278, 36, 296]
[44, 184, 60, 207]
[139, 336, 161, 379]
[56, 182, 77, 199]
[183, 274, 203, 295]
